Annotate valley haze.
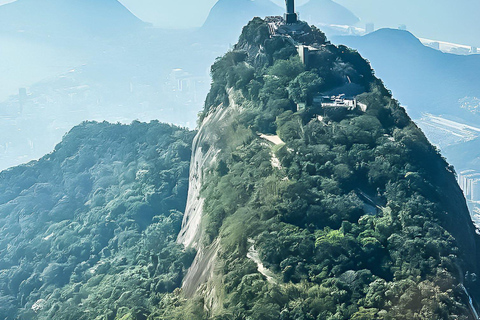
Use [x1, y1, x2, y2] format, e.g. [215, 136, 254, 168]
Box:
[0, 0, 479, 320]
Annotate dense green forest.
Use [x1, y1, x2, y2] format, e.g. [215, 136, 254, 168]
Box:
[1, 17, 480, 320]
[0, 121, 195, 320]
[165, 18, 480, 319]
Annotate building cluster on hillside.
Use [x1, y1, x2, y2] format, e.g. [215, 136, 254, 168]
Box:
[266, 1, 324, 67]
[267, 1, 369, 116]
[316, 94, 368, 112]
[265, 16, 311, 38]
[296, 94, 368, 115]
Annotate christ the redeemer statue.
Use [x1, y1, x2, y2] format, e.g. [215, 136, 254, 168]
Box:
[285, 0, 298, 24]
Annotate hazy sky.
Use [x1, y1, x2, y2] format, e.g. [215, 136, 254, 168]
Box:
[120, 0, 303, 29]
[119, 0, 218, 29]
[0, 0, 478, 46]
[0, 0, 219, 29]
[121, 0, 479, 46]
[114, 0, 480, 46]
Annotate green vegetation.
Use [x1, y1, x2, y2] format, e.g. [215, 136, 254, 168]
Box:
[0, 121, 195, 320]
[1, 17, 479, 320]
[171, 18, 480, 319]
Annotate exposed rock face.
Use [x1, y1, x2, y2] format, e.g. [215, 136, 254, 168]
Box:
[176, 107, 224, 302]
[177, 104, 234, 249]
[177, 100, 241, 300]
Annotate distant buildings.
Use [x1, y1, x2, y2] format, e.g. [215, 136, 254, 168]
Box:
[18, 88, 27, 113]
[365, 23, 375, 34]
[458, 170, 480, 202]
[168, 68, 208, 104]
[428, 42, 440, 50]
[419, 38, 479, 55]
[458, 170, 480, 230]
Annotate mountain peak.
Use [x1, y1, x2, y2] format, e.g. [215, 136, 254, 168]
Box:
[0, 0, 145, 37]
[200, 0, 282, 43]
[180, 17, 480, 318]
[299, 0, 359, 26]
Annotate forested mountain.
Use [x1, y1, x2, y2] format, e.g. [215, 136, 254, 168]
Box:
[168, 18, 480, 319]
[1, 15, 480, 320]
[0, 121, 195, 319]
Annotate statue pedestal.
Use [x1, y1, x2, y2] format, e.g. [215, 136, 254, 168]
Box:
[285, 13, 298, 24]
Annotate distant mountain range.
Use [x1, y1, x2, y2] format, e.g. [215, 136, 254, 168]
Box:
[0, 0, 219, 172]
[333, 28, 480, 199]
[200, 0, 359, 43]
[298, 0, 359, 27]
[0, 0, 145, 38]
[200, 0, 282, 43]
[333, 29, 480, 121]
[331, 0, 480, 47]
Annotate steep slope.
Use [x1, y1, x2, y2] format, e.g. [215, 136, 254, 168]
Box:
[332, 29, 480, 120]
[0, 0, 145, 38]
[299, 0, 360, 27]
[0, 121, 195, 320]
[169, 18, 480, 319]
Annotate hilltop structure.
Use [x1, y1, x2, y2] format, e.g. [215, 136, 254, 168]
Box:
[266, 1, 323, 68]
[285, 0, 298, 24]
[266, 4, 368, 114]
[266, 0, 309, 36]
